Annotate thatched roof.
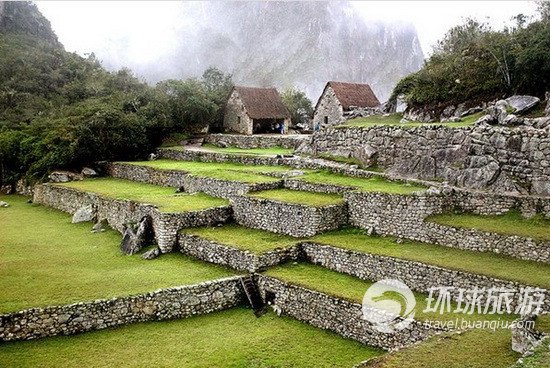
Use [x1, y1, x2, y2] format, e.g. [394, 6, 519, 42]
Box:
[321, 81, 380, 110]
[233, 86, 290, 119]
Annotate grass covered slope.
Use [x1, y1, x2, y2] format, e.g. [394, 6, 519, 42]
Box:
[297, 171, 426, 194]
[249, 189, 344, 206]
[312, 229, 550, 289]
[192, 144, 294, 156]
[264, 263, 516, 323]
[0, 195, 235, 313]
[427, 211, 550, 241]
[124, 159, 291, 183]
[183, 224, 300, 254]
[0, 308, 383, 368]
[367, 329, 519, 368]
[58, 178, 228, 213]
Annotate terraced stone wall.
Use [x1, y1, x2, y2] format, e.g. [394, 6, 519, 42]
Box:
[346, 191, 550, 262]
[107, 162, 281, 199]
[302, 242, 550, 312]
[301, 125, 550, 196]
[204, 133, 309, 149]
[231, 196, 348, 237]
[256, 275, 440, 350]
[0, 277, 244, 341]
[32, 184, 232, 252]
[179, 234, 302, 272]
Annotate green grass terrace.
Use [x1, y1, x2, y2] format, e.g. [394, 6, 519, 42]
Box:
[181, 144, 295, 156]
[0, 195, 236, 313]
[121, 159, 293, 183]
[427, 210, 550, 242]
[248, 188, 344, 207]
[340, 112, 483, 129]
[312, 229, 550, 289]
[0, 308, 383, 368]
[57, 178, 228, 213]
[182, 224, 300, 254]
[296, 170, 426, 195]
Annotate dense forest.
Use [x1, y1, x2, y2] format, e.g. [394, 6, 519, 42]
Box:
[391, 1, 550, 110]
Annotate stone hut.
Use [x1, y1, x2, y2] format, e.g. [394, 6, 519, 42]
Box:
[313, 81, 380, 130]
[223, 86, 291, 135]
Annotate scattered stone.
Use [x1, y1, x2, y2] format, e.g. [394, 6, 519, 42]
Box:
[218, 141, 229, 148]
[91, 219, 108, 233]
[545, 91, 550, 116]
[72, 205, 95, 223]
[399, 118, 410, 124]
[148, 153, 158, 161]
[460, 106, 483, 117]
[532, 117, 550, 129]
[142, 247, 161, 260]
[502, 114, 523, 126]
[505, 95, 540, 114]
[48, 171, 81, 183]
[474, 114, 493, 125]
[81, 167, 98, 178]
[0, 201, 9, 208]
[120, 216, 153, 255]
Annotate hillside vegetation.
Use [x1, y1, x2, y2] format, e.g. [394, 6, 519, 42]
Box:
[392, 2, 550, 109]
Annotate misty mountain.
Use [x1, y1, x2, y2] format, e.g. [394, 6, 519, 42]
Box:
[116, 1, 425, 102]
[0, 1, 59, 46]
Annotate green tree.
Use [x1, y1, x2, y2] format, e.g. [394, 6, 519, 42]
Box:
[281, 87, 313, 127]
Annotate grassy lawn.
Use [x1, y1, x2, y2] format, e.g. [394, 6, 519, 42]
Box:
[249, 188, 344, 207]
[311, 229, 550, 289]
[264, 263, 516, 323]
[0, 195, 236, 313]
[536, 314, 550, 334]
[427, 210, 550, 241]
[183, 224, 300, 254]
[58, 178, 228, 213]
[341, 112, 481, 129]
[125, 159, 292, 183]
[0, 307, 383, 368]
[366, 329, 519, 368]
[297, 170, 426, 194]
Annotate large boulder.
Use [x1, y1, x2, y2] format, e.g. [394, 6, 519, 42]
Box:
[352, 145, 378, 167]
[72, 205, 95, 223]
[49, 171, 81, 183]
[505, 95, 540, 114]
[81, 167, 98, 178]
[120, 216, 153, 255]
[142, 247, 161, 260]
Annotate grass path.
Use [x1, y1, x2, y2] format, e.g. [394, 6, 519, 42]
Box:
[312, 229, 550, 289]
[0, 308, 383, 368]
[428, 210, 550, 241]
[249, 188, 344, 206]
[0, 195, 235, 313]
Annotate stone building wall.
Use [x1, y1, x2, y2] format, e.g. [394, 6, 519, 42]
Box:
[32, 184, 232, 252]
[313, 85, 344, 130]
[0, 277, 244, 341]
[345, 191, 550, 262]
[231, 196, 348, 237]
[256, 275, 440, 350]
[223, 90, 253, 135]
[301, 124, 550, 196]
[301, 242, 550, 312]
[107, 162, 282, 199]
[179, 234, 302, 272]
[205, 133, 309, 149]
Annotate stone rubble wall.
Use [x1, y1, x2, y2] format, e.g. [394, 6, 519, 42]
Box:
[302, 124, 550, 196]
[345, 191, 550, 262]
[511, 315, 547, 355]
[0, 277, 244, 341]
[179, 233, 302, 272]
[32, 184, 232, 253]
[256, 275, 440, 350]
[107, 162, 282, 199]
[301, 242, 550, 312]
[231, 196, 348, 237]
[204, 133, 310, 149]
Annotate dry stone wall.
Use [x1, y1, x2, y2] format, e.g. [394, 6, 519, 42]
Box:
[0, 277, 244, 341]
[108, 162, 281, 199]
[33, 184, 232, 252]
[179, 233, 302, 272]
[302, 125, 550, 196]
[231, 196, 348, 237]
[205, 133, 309, 149]
[345, 191, 550, 262]
[302, 242, 550, 312]
[256, 275, 440, 350]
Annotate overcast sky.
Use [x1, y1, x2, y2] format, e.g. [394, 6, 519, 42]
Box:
[37, 1, 539, 68]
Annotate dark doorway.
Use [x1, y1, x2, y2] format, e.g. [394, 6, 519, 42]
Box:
[252, 118, 285, 134]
